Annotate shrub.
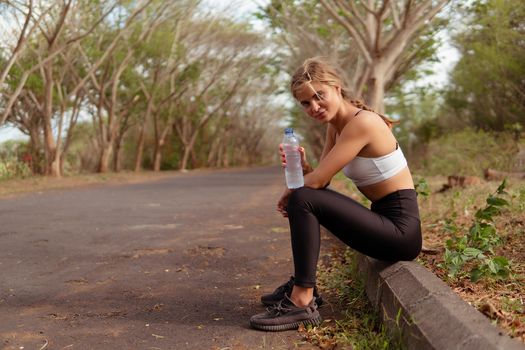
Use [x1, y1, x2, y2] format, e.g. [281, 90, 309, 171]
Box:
[0, 158, 32, 180]
[413, 129, 519, 176]
[0, 140, 32, 180]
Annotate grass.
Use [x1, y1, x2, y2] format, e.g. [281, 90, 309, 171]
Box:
[299, 247, 404, 350]
[415, 176, 525, 343]
[328, 175, 525, 345]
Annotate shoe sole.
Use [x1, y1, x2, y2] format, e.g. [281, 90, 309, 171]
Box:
[261, 296, 324, 307]
[250, 315, 322, 332]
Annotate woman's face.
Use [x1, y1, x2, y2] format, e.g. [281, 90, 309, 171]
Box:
[295, 81, 341, 123]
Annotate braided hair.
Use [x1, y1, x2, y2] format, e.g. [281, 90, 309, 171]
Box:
[291, 57, 397, 127]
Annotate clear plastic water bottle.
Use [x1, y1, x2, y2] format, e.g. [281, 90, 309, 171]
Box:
[282, 128, 304, 189]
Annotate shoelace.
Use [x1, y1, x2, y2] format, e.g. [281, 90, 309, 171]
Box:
[266, 299, 294, 316]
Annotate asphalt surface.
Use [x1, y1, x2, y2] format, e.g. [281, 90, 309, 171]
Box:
[0, 167, 334, 350]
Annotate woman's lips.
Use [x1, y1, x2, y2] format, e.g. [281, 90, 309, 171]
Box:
[315, 110, 326, 119]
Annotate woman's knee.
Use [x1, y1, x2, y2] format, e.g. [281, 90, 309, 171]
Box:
[397, 230, 422, 261]
[288, 187, 318, 209]
[406, 234, 423, 260]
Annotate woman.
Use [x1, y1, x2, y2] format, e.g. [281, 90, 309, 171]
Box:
[250, 57, 422, 331]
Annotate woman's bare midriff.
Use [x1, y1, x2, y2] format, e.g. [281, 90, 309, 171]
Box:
[357, 167, 415, 203]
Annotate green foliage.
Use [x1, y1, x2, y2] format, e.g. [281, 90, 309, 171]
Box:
[470, 255, 511, 282]
[314, 248, 404, 349]
[414, 177, 430, 198]
[177, 63, 201, 84]
[258, 0, 447, 158]
[388, 87, 443, 152]
[0, 141, 32, 180]
[514, 186, 525, 211]
[443, 0, 525, 131]
[416, 128, 519, 175]
[440, 179, 512, 282]
[0, 159, 32, 180]
[65, 121, 99, 173]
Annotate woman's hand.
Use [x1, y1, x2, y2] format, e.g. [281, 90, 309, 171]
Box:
[277, 188, 292, 218]
[279, 144, 311, 174]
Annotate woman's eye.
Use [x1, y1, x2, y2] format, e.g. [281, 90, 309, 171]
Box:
[301, 101, 309, 108]
[315, 92, 324, 100]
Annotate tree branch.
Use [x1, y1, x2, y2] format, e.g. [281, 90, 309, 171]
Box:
[0, 0, 51, 89]
[335, 0, 370, 42]
[319, 0, 372, 63]
[411, 0, 449, 33]
[361, 0, 375, 14]
[338, 0, 365, 28]
[390, 1, 401, 29]
[66, 3, 118, 44]
[374, 0, 391, 53]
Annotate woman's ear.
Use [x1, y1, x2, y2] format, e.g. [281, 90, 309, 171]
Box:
[335, 85, 342, 98]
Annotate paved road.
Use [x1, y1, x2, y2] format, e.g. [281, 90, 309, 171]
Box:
[0, 167, 334, 350]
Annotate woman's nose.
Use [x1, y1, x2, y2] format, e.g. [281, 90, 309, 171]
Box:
[310, 100, 320, 113]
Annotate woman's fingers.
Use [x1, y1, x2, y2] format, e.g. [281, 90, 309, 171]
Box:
[299, 147, 307, 165]
[277, 207, 288, 218]
[277, 187, 291, 218]
[276, 205, 286, 216]
[279, 143, 286, 167]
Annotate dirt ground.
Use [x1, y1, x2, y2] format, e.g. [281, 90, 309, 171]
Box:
[0, 167, 344, 350]
[0, 170, 190, 199]
[330, 176, 525, 345]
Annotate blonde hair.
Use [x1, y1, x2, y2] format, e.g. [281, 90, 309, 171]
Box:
[291, 57, 397, 127]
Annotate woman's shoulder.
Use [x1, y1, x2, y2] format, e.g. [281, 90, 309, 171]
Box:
[354, 109, 385, 125]
[342, 110, 383, 136]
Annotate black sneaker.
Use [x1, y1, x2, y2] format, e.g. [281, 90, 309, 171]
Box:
[260, 276, 324, 307]
[250, 294, 322, 331]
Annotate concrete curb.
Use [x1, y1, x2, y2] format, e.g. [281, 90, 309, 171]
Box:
[356, 254, 525, 350]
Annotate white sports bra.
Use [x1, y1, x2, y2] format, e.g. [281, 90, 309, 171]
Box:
[342, 143, 408, 187]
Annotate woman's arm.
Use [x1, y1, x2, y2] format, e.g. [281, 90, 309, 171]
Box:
[301, 125, 335, 175]
[320, 124, 336, 161]
[304, 117, 372, 189]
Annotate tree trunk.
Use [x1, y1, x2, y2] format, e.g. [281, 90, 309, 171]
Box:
[207, 135, 222, 166]
[28, 122, 43, 174]
[222, 143, 230, 167]
[60, 96, 83, 175]
[180, 145, 191, 171]
[43, 64, 59, 176]
[113, 136, 123, 172]
[98, 143, 113, 173]
[50, 149, 61, 177]
[217, 142, 224, 168]
[190, 148, 198, 169]
[153, 123, 171, 172]
[319, 0, 450, 115]
[153, 143, 162, 171]
[365, 60, 387, 113]
[134, 124, 146, 172]
[180, 134, 198, 171]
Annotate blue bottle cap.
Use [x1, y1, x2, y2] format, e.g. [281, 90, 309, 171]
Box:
[284, 128, 294, 134]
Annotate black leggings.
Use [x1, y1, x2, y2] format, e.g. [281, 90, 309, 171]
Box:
[287, 187, 422, 288]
